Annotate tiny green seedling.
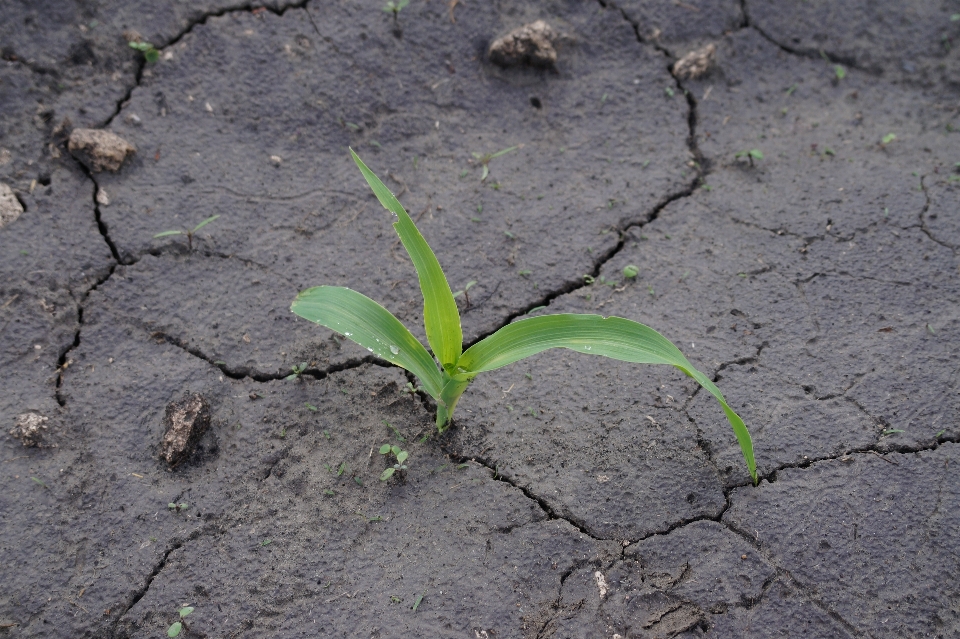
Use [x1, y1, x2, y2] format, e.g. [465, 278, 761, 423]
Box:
[881, 133, 897, 146]
[154, 215, 220, 251]
[383, 0, 409, 21]
[401, 381, 421, 397]
[833, 64, 846, 80]
[167, 606, 194, 637]
[129, 41, 160, 63]
[291, 150, 757, 483]
[471, 146, 519, 181]
[379, 444, 410, 480]
[285, 362, 308, 380]
[623, 265, 639, 279]
[735, 149, 764, 166]
[168, 502, 189, 513]
[452, 280, 477, 307]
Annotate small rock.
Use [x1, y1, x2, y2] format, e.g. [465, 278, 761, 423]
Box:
[0, 183, 23, 229]
[125, 113, 142, 126]
[68, 128, 136, 173]
[270, 155, 282, 166]
[0, 148, 11, 165]
[96, 187, 110, 206]
[672, 43, 716, 80]
[489, 20, 558, 68]
[11, 413, 48, 447]
[159, 393, 211, 466]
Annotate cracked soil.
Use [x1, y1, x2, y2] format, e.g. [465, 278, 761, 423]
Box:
[2, 0, 959, 637]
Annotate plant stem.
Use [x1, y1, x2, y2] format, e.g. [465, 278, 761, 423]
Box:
[436, 375, 470, 431]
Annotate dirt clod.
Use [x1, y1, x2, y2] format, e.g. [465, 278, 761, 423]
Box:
[488, 20, 557, 68]
[672, 43, 716, 80]
[11, 413, 48, 447]
[159, 393, 211, 466]
[0, 183, 23, 229]
[68, 128, 136, 173]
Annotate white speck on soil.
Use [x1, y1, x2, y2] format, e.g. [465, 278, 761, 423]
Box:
[11, 413, 48, 447]
[594, 571, 608, 599]
[0, 182, 23, 229]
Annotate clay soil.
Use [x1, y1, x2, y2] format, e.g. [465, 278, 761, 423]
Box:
[2, 1, 959, 637]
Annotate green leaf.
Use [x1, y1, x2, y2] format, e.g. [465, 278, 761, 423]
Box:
[349, 149, 462, 369]
[292, 286, 443, 399]
[396, 451, 409, 464]
[179, 607, 194, 618]
[144, 48, 159, 63]
[458, 314, 756, 483]
[489, 145, 518, 160]
[380, 467, 396, 481]
[167, 622, 182, 638]
[391, 445, 401, 456]
[191, 214, 220, 232]
[153, 230, 183, 238]
[379, 444, 392, 455]
[481, 164, 489, 181]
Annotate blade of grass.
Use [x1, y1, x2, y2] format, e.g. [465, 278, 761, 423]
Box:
[350, 149, 463, 369]
[489, 145, 518, 159]
[191, 214, 220, 232]
[153, 230, 183, 238]
[291, 286, 443, 399]
[458, 314, 756, 483]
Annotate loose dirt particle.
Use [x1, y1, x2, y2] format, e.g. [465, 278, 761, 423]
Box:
[672, 43, 716, 80]
[488, 20, 558, 68]
[68, 129, 136, 173]
[11, 413, 48, 447]
[0, 183, 23, 229]
[96, 187, 110, 206]
[159, 393, 211, 466]
[594, 571, 609, 598]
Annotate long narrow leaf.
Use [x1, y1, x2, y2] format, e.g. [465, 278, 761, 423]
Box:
[349, 149, 463, 369]
[191, 214, 220, 232]
[291, 286, 443, 399]
[458, 314, 756, 482]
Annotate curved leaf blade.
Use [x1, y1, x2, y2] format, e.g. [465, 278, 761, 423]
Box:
[291, 286, 443, 399]
[350, 149, 463, 368]
[459, 314, 756, 482]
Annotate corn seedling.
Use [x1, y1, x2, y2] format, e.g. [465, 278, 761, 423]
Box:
[471, 146, 518, 181]
[129, 41, 160, 63]
[154, 214, 219, 250]
[167, 606, 194, 638]
[291, 150, 757, 483]
[379, 444, 409, 480]
[734, 149, 763, 166]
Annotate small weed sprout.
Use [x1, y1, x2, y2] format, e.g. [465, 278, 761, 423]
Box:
[167, 606, 194, 638]
[382, 0, 409, 21]
[833, 64, 846, 80]
[623, 264, 639, 279]
[154, 214, 220, 251]
[734, 149, 764, 166]
[129, 41, 160, 63]
[471, 146, 519, 181]
[168, 502, 189, 513]
[881, 133, 897, 146]
[291, 150, 758, 484]
[285, 362, 308, 381]
[452, 280, 477, 307]
[379, 444, 410, 480]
